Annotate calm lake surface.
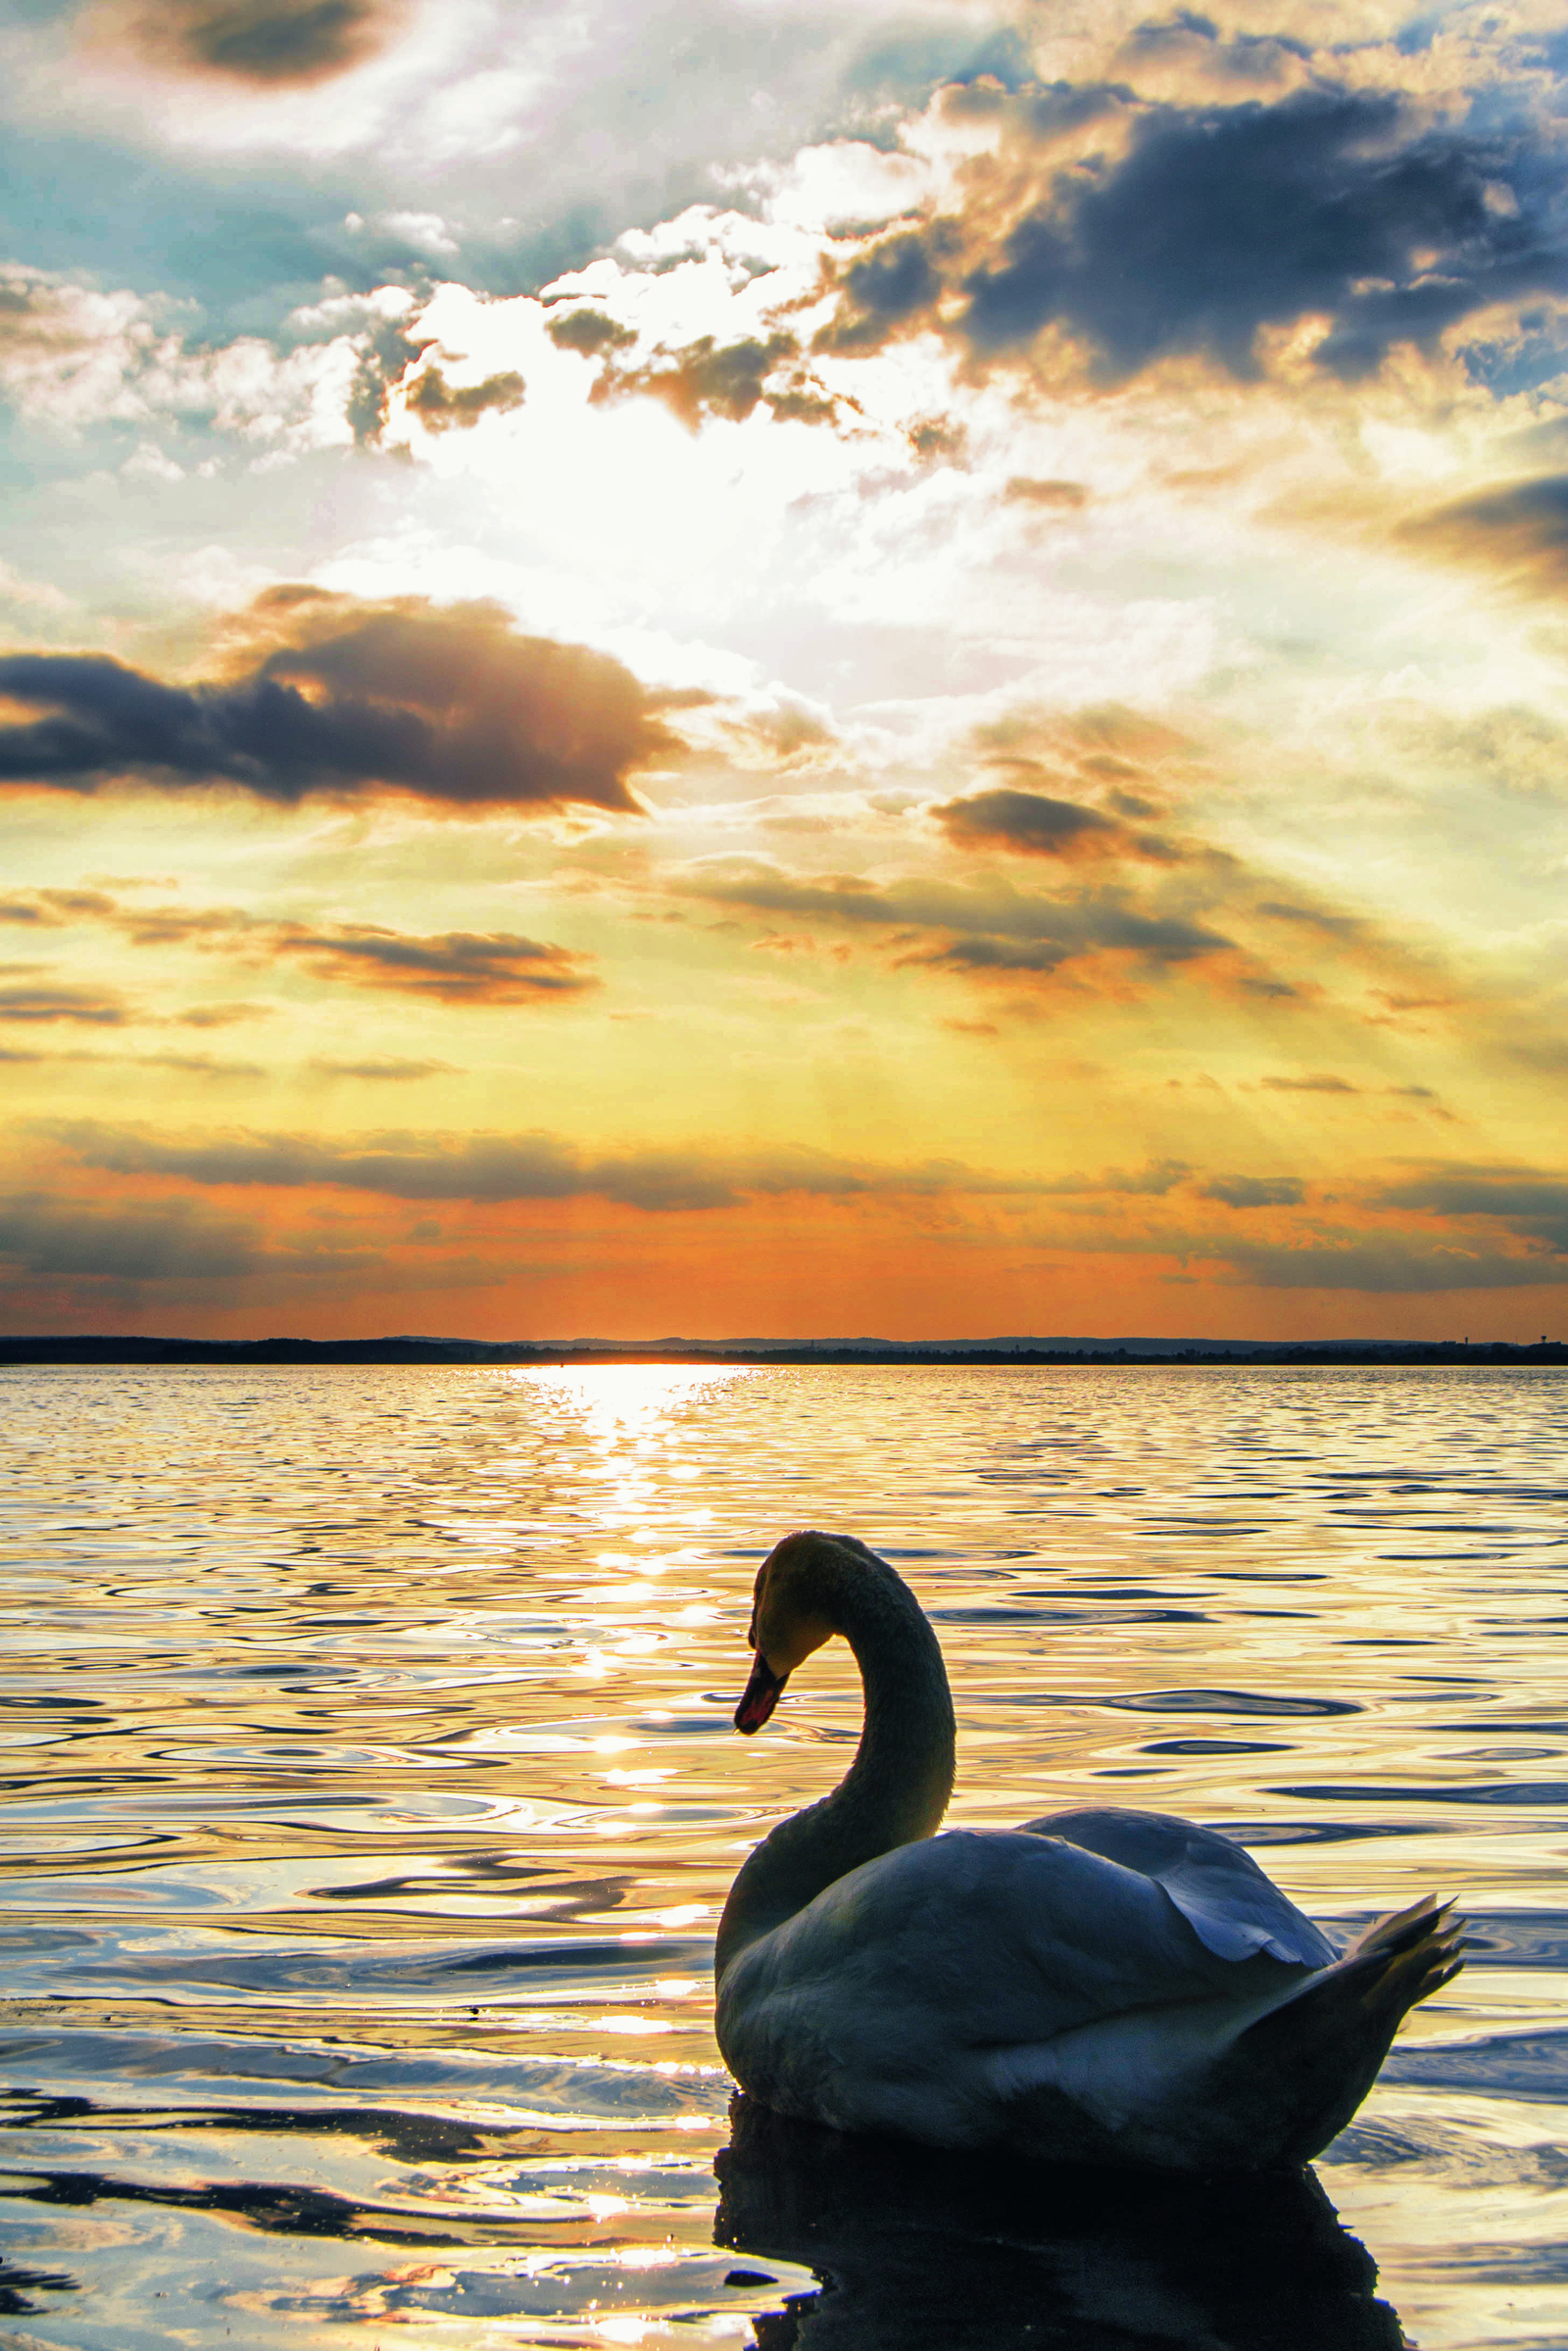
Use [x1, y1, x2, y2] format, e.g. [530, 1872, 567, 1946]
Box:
[0, 1363, 1564, 2350]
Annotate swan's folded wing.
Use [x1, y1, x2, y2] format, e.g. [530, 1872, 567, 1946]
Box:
[1019, 1805, 1337, 1969]
[720, 1829, 1298, 2077]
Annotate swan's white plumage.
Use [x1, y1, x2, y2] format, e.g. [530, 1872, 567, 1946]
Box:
[1018, 1805, 1336, 1967]
[715, 1530, 1464, 2170]
[717, 1818, 1327, 2151]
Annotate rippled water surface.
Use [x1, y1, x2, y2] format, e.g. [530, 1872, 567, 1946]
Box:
[0, 1363, 1564, 2349]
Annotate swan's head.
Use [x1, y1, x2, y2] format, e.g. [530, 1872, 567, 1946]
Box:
[734, 1530, 876, 1734]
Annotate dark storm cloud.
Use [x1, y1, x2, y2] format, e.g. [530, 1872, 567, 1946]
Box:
[114, 0, 408, 86]
[1399, 473, 1568, 594]
[403, 365, 527, 433]
[594, 333, 840, 431]
[43, 1119, 1002, 1213]
[821, 87, 1566, 382]
[0, 592, 680, 812]
[932, 786, 1177, 862]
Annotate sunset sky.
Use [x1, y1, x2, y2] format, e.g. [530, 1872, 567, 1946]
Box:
[3, 0, 1567, 1340]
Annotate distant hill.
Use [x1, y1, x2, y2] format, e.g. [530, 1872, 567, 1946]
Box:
[0, 1334, 1562, 1367]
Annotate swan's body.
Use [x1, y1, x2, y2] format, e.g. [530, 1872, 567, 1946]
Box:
[716, 1532, 1463, 2172]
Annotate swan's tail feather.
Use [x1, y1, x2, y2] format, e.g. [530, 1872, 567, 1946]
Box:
[1214, 1895, 1465, 2170]
[1342, 1890, 1464, 1971]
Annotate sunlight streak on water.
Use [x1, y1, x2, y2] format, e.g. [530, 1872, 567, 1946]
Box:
[0, 1362, 1564, 2346]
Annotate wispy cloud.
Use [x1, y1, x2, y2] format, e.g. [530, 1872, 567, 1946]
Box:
[0, 888, 597, 1006]
[1400, 473, 1568, 596]
[41, 1118, 1005, 1211]
[0, 978, 131, 1025]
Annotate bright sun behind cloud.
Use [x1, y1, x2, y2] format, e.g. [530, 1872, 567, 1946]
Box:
[2, 0, 1567, 1341]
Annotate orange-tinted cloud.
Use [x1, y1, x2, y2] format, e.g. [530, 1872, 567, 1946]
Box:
[1399, 472, 1568, 595]
[592, 334, 841, 431]
[932, 786, 1179, 863]
[0, 590, 683, 814]
[402, 364, 527, 433]
[1004, 477, 1090, 509]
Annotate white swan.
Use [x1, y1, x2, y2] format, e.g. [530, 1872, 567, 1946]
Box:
[714, 1531, 1464, 2172]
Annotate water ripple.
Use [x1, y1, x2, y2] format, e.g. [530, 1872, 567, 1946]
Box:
[0, 1361, 1564, 2347]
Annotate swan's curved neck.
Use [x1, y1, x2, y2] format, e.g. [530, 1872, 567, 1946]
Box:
[714, 1562, 956, 1980]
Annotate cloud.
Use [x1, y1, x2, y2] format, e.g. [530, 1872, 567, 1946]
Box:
[0, 590, 681, 813]
[1188, 1161, 1568, 1291]
[1004, 476, 1090, 509]
[276, 923, 595, 1003]
[0, 887, 597, 1006]
[99, 0, 409, 86]
[0, 1044, 263, 1075]
[0, 264, 156, 428]
[819, 85, 1566, 383]
[0, 263, 418, 448]
[0, 889, 120, 927]
[1400, 473, 1568, 595]
[1378, 1165, 1568, 1256]
[1201, 1175, 1305, 1208]
[1212, 1236, 1567, 1293]
[545, 309, 638, 359]
[307, 1055, 456, 1079]
[676, 855, 1236, 987]
[0, 977, 131, 1024]
[402, 364, 527, 434]
[931, 786, 1177, 862]
[0, 1192, 262, 1282]
[815, 229, 952, 355]
[593, 333, 841, 431]
[41, 1118, 1004, 1212]
[174, 1002, 272, 1028]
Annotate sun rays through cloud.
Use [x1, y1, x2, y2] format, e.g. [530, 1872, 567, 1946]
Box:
[2, 0, 1568, 1338]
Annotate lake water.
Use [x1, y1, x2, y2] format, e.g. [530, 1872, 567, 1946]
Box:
[0, 1362, 1564, 2350]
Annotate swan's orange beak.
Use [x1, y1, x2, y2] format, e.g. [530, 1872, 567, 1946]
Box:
[735, 1650, 788, 1734]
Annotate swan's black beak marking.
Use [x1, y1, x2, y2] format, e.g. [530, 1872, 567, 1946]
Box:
[735, 1651, 788, 1734]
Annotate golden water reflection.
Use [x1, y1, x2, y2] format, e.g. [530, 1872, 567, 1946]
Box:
[0, 1362, 1563, 2345]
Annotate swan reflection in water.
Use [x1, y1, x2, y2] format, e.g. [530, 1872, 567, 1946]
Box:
[715, 2094, 1406, 2350]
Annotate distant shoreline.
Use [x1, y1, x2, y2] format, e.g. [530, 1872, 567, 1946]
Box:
[1, 1337, 1563, 1368]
